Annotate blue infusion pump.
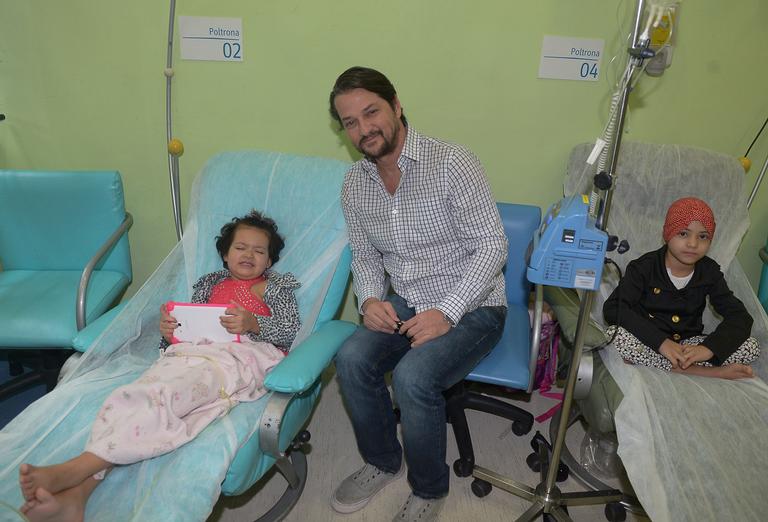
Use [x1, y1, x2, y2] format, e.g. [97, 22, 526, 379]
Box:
[527, 194, 608, 290]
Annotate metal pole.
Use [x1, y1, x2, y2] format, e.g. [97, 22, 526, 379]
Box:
[597, 0, 646, 228]
[543, 293, 595, 493]
[544, 0, 647, 498]
[165, 0, 183, 240]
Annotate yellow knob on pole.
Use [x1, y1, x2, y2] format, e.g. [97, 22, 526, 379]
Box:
[739, 156, 751, 172]
[168, 138, 185, 157]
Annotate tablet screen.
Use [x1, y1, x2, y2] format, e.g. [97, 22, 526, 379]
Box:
[166, 302, 241, 344]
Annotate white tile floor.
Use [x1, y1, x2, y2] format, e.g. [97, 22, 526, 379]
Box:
[209, 370, 649, 522]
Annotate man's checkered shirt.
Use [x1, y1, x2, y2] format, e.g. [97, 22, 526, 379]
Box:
[340, 127, 508, 324]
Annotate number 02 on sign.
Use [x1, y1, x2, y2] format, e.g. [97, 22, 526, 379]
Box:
[178, 16, 243, 62]
[538, 35, 604, 82]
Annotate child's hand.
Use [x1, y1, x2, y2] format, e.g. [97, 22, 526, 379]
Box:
[220, 301, 260, 335]
[681, 344, 714, 369]
[160, 304, 178, 344]
[659, 339, 686, 369]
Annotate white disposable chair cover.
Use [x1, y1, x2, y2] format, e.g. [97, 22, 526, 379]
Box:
[565, 142, 768, 522]
[0, 151, 349, 520]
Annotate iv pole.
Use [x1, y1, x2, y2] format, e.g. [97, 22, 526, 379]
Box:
[471, 1, 651, 520]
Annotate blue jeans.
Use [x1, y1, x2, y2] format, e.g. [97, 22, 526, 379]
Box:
[334, 294, 506, 499]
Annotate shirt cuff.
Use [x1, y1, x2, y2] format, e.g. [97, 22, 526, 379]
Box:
[437, 294, 465, 326]
[357, 293, 382, 315]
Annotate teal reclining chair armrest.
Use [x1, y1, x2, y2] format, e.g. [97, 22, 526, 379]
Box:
[76, 213, 133, 331]
[264, 319, 357, 393]
[245, 319, 357, 488]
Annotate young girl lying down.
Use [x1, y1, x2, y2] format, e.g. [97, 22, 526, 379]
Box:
[19, 210, 300, 522]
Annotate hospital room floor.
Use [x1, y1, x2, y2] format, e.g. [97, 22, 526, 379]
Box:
[210, 370, 650, 522]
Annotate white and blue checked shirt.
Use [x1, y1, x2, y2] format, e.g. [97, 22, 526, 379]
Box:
[341, 127, 508, 324]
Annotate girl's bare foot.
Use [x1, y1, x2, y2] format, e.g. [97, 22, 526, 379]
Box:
[19, 453, 110, 500]
[673, 363, 754, 380]
[19, 486, 86, 522]
[19, 463, 82, 500]
[717, 364, 754, 380]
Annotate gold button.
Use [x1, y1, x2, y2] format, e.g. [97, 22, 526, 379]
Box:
[672, 333, 681, 341]
[672, 315, 680, 323]
[653, 287, 661, 294]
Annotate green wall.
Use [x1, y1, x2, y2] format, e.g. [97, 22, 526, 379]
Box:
[2, 1, 767, 322]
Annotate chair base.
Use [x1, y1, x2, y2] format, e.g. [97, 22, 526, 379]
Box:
[446, 381, 534, 477]
[548, 406, 646, 518]
[467, 408, 637, 522]
[472, 434, 626, 522]
[252, 430, 311, 522]
[0, 349, 71, 402]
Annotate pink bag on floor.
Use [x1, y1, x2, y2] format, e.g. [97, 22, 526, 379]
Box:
[530, 307, 563, 422]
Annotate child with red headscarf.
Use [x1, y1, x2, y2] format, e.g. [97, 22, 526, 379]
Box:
[603, 197, 759, 379]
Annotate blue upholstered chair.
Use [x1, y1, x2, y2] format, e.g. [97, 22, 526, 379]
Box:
[446, 202, 543, 483]
[0, 170, 132, 399]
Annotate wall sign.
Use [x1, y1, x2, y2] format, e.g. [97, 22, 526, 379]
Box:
[538, 35, 604, 81]
[178, 16, 243, 62]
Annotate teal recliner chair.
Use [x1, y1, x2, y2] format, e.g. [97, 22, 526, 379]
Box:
[0, 151, 356, 521]
[0, 170, 132, 399]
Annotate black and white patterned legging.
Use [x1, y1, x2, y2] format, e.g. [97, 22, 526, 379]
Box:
[606, 326, 760, 371]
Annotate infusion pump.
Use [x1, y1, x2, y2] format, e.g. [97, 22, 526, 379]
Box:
[526, 195, 608, 291]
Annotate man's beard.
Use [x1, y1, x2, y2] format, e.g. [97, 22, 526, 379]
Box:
[358, 125, 399, 161]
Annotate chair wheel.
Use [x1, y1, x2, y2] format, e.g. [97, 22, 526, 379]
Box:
[556, 463, 569, 482]
[471, 479, 492, 498]
[604, 502, 627, 522]
[526, 452, 541, 472]
[529, 431, 549, 453]
[291, 430, 312, 450]
[453, 458, 474, 478]
[512, 418, 533, 436]
[453, 459, 475, 477]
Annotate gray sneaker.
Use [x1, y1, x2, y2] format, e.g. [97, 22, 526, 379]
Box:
[392, 493, 445, 521]
[331, 462, 405, 514]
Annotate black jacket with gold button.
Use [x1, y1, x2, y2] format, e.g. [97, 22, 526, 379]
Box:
[603, 246, 753, 365]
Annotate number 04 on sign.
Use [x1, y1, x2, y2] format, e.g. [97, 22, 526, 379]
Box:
[538, 35, 604, 81]
[178, 16, 243, 62]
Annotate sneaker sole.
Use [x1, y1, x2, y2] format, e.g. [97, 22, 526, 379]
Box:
[330, 465, 405, 514]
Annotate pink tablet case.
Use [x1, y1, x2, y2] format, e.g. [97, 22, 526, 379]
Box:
[166, 301, 241, 344]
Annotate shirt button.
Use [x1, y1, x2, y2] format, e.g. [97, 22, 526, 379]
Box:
[653, 287, 661, 294]
[671, 315, 680, 323]
[672, 334, 681, 341]
[392, 209, 398, 214]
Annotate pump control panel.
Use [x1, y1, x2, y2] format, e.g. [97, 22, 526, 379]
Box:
[527, 194, 608, 290]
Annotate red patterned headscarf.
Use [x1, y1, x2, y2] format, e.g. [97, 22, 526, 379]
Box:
[663, 197, 716, 242]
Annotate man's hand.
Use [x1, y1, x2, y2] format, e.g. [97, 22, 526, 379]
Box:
[221, 301, 260, 335]
[659, 339, 686, 369]
[160, 303, 178, 344]
[681, 344, 714, 369]
[400, 309, 452, 347]
[362, 298, 400, 333]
